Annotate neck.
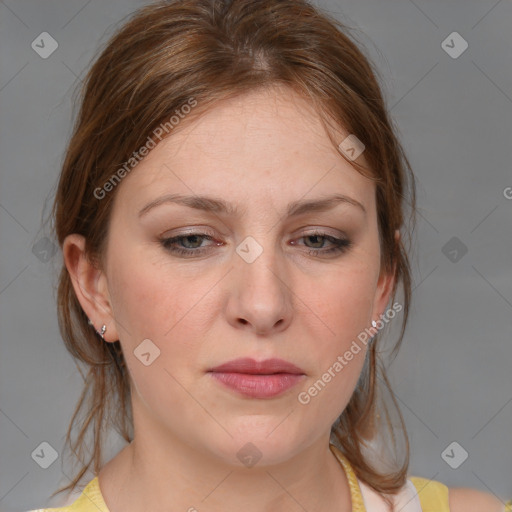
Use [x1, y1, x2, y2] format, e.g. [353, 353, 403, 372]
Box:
[98, 428, 353, 512]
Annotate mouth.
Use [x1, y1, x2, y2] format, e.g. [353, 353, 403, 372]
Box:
[207, 358, 306, 399]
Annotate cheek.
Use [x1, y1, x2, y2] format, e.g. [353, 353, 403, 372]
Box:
[309, 264, 377, 345]
[295, 266, 376, 416]
[107, 243, 219, 386]
[107, 252, 212, 422]
[107, 242, 196, 340]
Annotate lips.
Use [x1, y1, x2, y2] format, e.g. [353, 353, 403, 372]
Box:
[208, 358, 306, 399]
[209, 357, 305, 375]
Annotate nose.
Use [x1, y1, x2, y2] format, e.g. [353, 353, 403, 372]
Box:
[224, 237, 294, 336]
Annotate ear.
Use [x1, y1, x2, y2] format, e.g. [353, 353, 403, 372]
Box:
[370, 229, 400, 322]
[62, 234, 119, 343]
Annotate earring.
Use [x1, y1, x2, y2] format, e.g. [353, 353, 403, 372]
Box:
[368, 319, 378, 344]
[98, 324, 107, 339]
[87, 318, 107, 340]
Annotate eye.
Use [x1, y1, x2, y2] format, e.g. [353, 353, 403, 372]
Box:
[159, 233, 220, 257]
[159, 230, 352, 258]
[292, 231, 352, 257]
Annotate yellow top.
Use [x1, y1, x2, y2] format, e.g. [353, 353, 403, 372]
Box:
[27, 444, 509, 512]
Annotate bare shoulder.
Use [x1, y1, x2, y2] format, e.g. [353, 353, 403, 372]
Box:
[449, 486, 504, 512]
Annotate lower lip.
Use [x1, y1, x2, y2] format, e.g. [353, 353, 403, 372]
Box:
[209, 372, 304, 399]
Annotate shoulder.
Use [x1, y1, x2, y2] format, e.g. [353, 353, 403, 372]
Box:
[448, 486, 504, 512]
[26, 476, 107, 512]
[409, 476, 505, 512]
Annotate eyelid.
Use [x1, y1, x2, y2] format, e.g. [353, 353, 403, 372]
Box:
[294, 226, 348, 239]
[161, 227, 347, 242]
[160, 226, 217, 238]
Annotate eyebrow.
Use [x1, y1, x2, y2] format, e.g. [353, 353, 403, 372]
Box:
[138, 193, 366, 218]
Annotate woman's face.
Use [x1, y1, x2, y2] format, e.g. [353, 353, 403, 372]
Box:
[74, 85, 395, 466]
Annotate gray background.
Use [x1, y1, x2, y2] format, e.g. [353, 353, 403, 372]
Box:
[1, 0, 511, 510]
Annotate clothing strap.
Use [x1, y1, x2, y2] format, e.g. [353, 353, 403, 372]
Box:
[359, 478, 423, 512]
[329, 443, 423, 512]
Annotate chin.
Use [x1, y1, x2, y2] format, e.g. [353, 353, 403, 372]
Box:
[205, 423, 310, 468]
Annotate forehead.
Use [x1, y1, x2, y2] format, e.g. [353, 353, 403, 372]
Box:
[112, 86, 375, 216]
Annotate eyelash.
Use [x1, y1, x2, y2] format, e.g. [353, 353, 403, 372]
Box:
[159, 231, 352, 258]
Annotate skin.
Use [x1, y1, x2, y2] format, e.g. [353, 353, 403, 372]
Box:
[449, 488, 504, 512]
[63, 85, 502, 511]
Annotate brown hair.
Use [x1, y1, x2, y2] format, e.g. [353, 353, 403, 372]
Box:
[49, 0, 416, 507]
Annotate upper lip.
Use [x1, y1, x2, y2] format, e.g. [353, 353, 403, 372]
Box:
[208, 358, 305, 375]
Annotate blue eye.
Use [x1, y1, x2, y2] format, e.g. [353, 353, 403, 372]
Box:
[159, 231, 351, 258]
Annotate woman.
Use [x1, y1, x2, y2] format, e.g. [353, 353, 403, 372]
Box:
[30, 0, 508, 511]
